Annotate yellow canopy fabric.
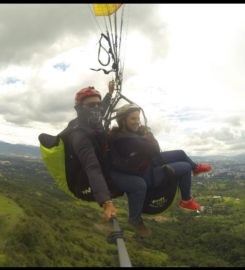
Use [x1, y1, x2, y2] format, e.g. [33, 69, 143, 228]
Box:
[92, 4, 123, 16]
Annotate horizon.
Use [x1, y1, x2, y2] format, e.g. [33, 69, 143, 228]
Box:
[0, 140, 245, 158]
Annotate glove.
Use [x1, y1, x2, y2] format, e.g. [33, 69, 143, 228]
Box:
[161, 164, 175, 177]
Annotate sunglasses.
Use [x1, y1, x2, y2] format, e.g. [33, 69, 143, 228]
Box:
[83, 102, 103, 109]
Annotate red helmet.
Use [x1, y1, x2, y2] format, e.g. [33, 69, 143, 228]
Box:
[75, 86, 101, 106]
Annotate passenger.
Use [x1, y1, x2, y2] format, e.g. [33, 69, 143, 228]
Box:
[108, 104, 212, 237]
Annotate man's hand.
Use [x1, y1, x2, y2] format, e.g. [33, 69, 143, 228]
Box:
[103, 201, 118, 222]
[108, 80, 115, 95]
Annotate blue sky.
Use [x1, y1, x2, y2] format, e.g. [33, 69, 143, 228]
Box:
[53, 63, 70, 72]
[6, 77, 20, 84]
[0, 4, 245, 156]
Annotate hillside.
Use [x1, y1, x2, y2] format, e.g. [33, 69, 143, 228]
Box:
[0, 141, 41, 158]
[0, 154, 245, 267]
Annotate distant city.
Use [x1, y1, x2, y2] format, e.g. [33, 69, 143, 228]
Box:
[191, 157, 245, 180]
[0, 155, 245, 181]
[0, 140, 245, 180]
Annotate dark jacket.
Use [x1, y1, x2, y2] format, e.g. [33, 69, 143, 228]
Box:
[68, 93, 112, 206]
[113, 131, 160, 159]
[108, 129, 163, 176]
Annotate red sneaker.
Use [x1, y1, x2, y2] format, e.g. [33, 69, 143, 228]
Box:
[192, 162, 212, 176]
[179, 196, 200, 211]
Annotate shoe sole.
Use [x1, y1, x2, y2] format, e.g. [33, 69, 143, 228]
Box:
[193, 167, 212, 176]
[179, 206, 200, 211]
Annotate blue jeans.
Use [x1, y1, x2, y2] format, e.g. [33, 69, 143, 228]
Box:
[110, 150, 198, 225]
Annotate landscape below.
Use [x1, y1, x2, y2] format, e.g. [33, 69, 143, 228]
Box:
[0, 149, 245, 267]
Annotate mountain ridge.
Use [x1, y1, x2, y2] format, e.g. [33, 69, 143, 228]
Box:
[0, 141, 41, 157]
[0, 140, 245, 159]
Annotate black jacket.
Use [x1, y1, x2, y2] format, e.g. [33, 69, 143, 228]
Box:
[113, 132, 160, 159]
[68, 93, 112, 206]
[108, 129, 162, 176]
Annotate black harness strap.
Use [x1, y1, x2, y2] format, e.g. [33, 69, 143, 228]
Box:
[97, 34, 111, 67]
[90, 68, 115, 75]
[91, 33, 118, 75]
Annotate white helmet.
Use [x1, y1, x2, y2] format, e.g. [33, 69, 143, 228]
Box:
[113, 104, 141, 125]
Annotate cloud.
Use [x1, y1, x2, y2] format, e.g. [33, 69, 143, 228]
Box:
[125, 4, 169, 63]
[0, 4, 94, 66]
[191, 127, 235, 142]
[224, 116, 242, 127]
[228, 142, 245, 151]
[0, 4, 168, 68]
[0, 4, 168, 127]
[180, 126, 245, 155]
[0, 4, 245, 157]
[148, 116, 175, 136]
[0, 43, 114, 127]
[0, 80, 78, 125]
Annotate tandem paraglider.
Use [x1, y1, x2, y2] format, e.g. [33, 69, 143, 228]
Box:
[38, 4, 212, 267]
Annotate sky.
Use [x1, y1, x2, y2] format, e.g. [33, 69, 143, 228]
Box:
[0, 3, 245, 156]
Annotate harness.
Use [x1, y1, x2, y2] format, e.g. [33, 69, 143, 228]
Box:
[107, 130, 180, 215]
[38, 118, 124, 202]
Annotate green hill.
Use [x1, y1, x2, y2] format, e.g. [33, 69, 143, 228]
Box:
[0, 155, 245, 267]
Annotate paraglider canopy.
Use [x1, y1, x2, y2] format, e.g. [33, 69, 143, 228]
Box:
[92, 4, 123, 16]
